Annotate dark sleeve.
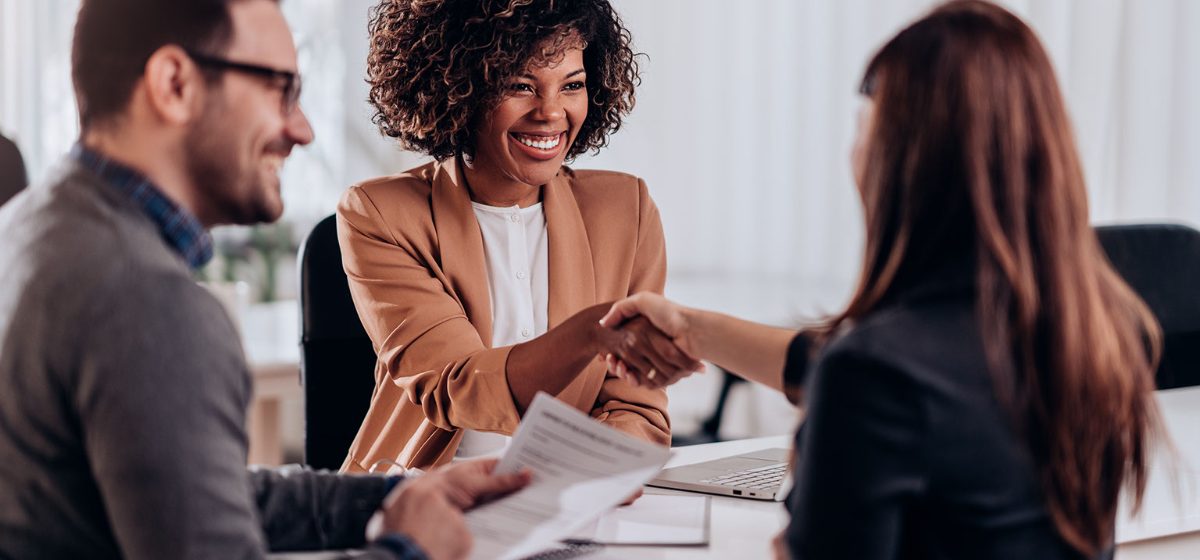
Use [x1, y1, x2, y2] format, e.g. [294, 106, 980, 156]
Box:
[252, 469, 427, 558]
[253, 468, 432, 558]
[781, 332, 812, 405]
[785, 347, 927, 559]
[251, 466, 391, 551]
[372, 535, 430, 560]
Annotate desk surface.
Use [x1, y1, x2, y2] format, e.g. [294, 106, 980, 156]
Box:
[607, 436, 790, 559]
[275, 387, 1200, 560]
[271, 436, 789, 560]
[1117, 386, 1200, 543]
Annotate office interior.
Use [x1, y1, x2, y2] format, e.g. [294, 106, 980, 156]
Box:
[1, 0, 1197, 558]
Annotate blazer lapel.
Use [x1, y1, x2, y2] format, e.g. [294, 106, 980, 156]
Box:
[544, 171, 604, 407]
[430, 157, 494, 346]
[544, 171, 597, 326]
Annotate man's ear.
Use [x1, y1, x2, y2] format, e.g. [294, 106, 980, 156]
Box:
[141, 45, 209, 126]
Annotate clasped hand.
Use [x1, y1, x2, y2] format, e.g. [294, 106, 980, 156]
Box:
[595, 294, 703, 389]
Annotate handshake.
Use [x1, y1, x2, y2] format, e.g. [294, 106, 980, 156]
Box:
[376, 293, 714, 560]
[595, 292, 706, 390]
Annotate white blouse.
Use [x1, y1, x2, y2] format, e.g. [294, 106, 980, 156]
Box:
[455, 201, 550, 458]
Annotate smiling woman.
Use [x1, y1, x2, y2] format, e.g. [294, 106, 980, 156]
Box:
[466, 42, 589, 207]
[335, 0, 697, 473]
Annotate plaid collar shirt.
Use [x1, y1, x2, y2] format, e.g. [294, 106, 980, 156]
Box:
[71, 143, 214, 269]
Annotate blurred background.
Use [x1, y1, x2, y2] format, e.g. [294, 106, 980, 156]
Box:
[1, 0, 1197, 463]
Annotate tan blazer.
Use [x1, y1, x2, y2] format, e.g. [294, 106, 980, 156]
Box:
[337, 157, 671, 472]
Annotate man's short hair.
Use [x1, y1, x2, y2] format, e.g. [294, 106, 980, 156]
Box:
[71, 0, 266, 128]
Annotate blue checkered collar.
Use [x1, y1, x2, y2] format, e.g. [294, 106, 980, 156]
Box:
[71, 143, 214, 269]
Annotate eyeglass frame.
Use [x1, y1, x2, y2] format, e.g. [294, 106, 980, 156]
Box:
[185, 49, 302, 115]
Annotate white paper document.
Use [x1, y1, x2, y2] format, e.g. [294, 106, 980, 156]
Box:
[465, 392, 672, 560]
[569, 493, 711, 546]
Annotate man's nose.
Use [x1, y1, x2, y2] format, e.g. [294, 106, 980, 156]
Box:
[286, 106, 315, 146]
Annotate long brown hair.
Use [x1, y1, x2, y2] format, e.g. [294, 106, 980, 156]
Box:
[830, 1, 1162, 555]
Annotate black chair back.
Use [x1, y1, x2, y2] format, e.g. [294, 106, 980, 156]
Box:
[1097, 224, 1200, 390]
[298, 215, 377, 470]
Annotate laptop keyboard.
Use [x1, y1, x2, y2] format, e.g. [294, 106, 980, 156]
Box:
[700, 462, 787, 490]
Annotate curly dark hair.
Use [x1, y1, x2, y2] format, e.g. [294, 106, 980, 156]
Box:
[367, 0, 640, 160]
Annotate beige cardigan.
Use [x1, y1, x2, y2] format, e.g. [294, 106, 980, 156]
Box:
[337, 157, 671, 472]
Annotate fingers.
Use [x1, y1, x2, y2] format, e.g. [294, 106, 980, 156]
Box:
[619, 487, 644, 506]
[464, 469, 532, 506]
[599, 293, 646, 328]
[772, 530, 791, 560]
[606, 317, 702, 388]
[612, 326, 661, 378]
[611, 354, 705, 389]
[439, 459, 532, 508]
[643, 323, 702, 372]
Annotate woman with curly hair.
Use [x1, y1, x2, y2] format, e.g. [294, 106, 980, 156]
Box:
[337, 0, 696, 473]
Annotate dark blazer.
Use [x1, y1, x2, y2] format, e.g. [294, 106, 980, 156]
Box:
[0, 133, 27, 207]
[782, 268, 1106, 560]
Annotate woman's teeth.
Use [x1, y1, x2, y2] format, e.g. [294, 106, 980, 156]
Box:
[514, 133, 561, 150]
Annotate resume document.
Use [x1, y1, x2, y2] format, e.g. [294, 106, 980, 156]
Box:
[465, 392, 671, 560]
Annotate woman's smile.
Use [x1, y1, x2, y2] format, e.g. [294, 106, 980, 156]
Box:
[509, 131, 565, 161]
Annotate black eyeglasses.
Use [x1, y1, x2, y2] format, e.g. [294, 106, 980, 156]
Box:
[186, 50, 302, 115]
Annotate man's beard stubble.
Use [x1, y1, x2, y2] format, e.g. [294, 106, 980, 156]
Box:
[183, 100, 282, 227]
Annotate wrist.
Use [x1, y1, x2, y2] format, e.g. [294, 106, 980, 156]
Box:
[679, 307, 709, 360]
[581, 302, 616, 355]
[374, 532, 429, 560]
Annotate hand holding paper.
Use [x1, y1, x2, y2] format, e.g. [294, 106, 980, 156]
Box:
[367, 458, 531, 559]
[464, 392, 672, 560]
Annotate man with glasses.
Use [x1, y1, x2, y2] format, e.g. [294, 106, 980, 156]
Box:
[0, 1, 528, 558]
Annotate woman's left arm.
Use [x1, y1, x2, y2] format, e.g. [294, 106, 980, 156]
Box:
[589, 181, 671, 444]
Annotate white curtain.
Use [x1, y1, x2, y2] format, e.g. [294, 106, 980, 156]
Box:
[2, 0, 1197, 309]
[574, 0, 1200, 318]
[0, 0, 402, 232]
[0, 0, 81, 183]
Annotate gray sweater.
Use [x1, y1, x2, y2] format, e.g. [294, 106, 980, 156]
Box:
[0, 159, 408, 559]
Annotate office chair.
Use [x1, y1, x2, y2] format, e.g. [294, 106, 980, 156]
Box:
[671, 367, 746, 446]
[1097, 223, 1200, 390]
[0, 133, 27, 207]
[298, 215, 377, 470]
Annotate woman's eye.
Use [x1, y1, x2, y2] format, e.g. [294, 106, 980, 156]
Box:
[563, 81, 585, 92]
[509, 83, 534, 93]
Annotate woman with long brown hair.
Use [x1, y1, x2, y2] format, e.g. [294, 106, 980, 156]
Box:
[601, 1, 1161, 558]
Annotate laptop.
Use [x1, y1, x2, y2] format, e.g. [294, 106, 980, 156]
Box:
[647, 448, 792, 501]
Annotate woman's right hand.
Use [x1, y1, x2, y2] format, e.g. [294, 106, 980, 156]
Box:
[599, 293, 703, 388]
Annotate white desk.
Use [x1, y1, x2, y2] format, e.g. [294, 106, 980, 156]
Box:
[270, 436, 790, 560]
[274, 387, 1200, 559]
[621, 420, 1200, 560]
[603, 436, 790, 559]
[1115, 386, 1200, 559]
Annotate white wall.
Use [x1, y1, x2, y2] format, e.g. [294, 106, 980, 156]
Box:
[1, 0, 1196, 440]
[575, 0, 1200, 311]
[2, 0, 1196, 311]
